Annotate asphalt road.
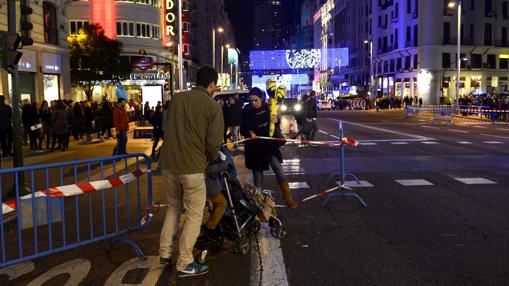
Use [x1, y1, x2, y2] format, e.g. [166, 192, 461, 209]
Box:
[273, 110, 509, 286]
[2, 110, 509, 285]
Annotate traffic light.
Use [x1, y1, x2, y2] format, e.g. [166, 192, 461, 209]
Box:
[20, 3, 34, 46]
[0, 32, 23, 71]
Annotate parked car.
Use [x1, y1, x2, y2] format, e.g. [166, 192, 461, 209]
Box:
[317, 100, 332, 110]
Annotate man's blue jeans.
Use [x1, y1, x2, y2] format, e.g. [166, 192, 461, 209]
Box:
[117, 130, 127, 154]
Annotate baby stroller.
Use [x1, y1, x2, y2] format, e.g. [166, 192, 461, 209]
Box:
[197, 147, 287, 255]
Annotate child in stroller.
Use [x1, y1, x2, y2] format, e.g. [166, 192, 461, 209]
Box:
[196, 146, 287, 254]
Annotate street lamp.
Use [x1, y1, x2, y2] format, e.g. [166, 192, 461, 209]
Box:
[364, 40, 374, 99]
[449, 0, 462, 110]
[212, 27, 224, 69]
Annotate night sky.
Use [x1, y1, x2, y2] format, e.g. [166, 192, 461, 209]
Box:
[224, 0, 254, 54]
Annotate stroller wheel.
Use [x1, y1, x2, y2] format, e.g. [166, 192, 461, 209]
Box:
[234, 239, 250, 255]
[270, 225, 288, 239]
[249, 220, 261, 234]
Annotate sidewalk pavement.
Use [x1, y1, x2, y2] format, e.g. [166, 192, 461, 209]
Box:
[0, 144, 253, 286]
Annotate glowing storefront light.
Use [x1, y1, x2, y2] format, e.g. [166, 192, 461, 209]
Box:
[251, 74, 309, 91]
[417, 69, 432, 95]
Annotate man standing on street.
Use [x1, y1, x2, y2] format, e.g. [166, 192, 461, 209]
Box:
[113, 99, 129, 155]
[305, 91, 319, 141]
[0, 96, 13, 158]
[158, 66, 224, 277]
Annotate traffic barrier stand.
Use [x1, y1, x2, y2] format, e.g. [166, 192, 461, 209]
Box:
[324, 121, 367, 208]
[0, 153, 153, 269]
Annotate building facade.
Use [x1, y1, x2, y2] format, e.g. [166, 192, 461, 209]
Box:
[253, 0, 290, 50]
[65, 0, 235, 104]
[372, 0, 509, 104]
[0, 0, 71, 103]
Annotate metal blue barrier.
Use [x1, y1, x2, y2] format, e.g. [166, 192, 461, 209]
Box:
[0, 153, 153, 269]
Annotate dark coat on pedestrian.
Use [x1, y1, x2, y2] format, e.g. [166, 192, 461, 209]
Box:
[84, 103, 93, 132]
[0, 99, 12, 132]
[149, 109, 163, 137]
[240, 102, 284, 171]
[39, 103, 52, 133]
[304, 98, 318, 119]
[72, 103, 85, 134]
[100, 102, 114, 130]
[51, 102, 70, 135]
[224, 100, 243, 126]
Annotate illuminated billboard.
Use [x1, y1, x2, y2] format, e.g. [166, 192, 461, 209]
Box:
[251, 74, 310, 91]
[249, 48, 349, 70]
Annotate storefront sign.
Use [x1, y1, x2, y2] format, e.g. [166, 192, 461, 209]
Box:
[42, 53, 62, 74]
[18, 49, 37, 73]
[164, 0, 177, 37]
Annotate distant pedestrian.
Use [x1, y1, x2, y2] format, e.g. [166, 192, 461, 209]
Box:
[149, 104, 163, 158]
[72, 102, 85, 141]
[0, 96, 13, 157]
[84, 101, 93, 142]
[100, 101, 114, 139]
[225, 97, 243, 148]
[158, 66, 223, 277]
[305, 91, 319, 141]
[51, 100, 71, 152]
[26, 102, 42, 152]
[418, 97, 423, 107]
[39, 100, 52, 150]
[113, 100, 129, 155]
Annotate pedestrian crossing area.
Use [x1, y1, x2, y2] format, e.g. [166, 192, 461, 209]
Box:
[355, 140, 507, 146]
[284, 177, 499, 190]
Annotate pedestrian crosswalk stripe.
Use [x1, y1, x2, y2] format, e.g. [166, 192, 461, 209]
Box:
[421, 141, 439, 144]
[288, 182, 310, 189]
[454, 178, 497, 185]
[395, 179, 434, 186]
[360, 142, 377, 146]
[391, 142, 409, 145]
[458, 141, 473, 144]
[484, 141, 504, 144]
[340, 181, 374, 188]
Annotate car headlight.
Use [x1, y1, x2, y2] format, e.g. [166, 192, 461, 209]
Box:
[281, 104, 288, 111]
[294, 103, 302, 111]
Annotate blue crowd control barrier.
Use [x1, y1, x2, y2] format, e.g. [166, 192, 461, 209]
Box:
[0, 153, 153, 269]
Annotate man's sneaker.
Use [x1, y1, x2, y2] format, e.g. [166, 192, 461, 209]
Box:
[160, 256, 173, 265]
[177, 261, 209, 277]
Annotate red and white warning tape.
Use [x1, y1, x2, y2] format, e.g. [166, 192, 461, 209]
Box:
[1, 169, 149, 215]
[233, 136, 359, 148]
[276, 184, 356, 207]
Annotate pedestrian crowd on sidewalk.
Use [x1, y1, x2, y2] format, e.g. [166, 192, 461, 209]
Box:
[0, 96, 148, 159]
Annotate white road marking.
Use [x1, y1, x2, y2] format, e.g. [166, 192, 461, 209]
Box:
[251, 224, 289, 286]
[327, 118, 434, 140]
[359, 142, 378, 146]
[395, 179, 434, 186]
[448, 129, 469, 133]
[497, 128, 509, 131]
[104, 256, 164, 286]
[391, 142, 409, 145]
[473, 125, 487, 128]
[458, 141, 473, 144]
[421, 141, 439, 144]
[288, 182, 310, 189]
[341, 181, 374, 188]
[27, 259, 91, 286]
[318, 130, 329, 135]
[483, 141, 504, 144]
[454, 178, 497, 185]
[359, 138, 430, 142]
[421, 125, 440, 129]
[0, 261, 35, 280]
[480, 134, 509, 140]
[330, 135, 340, 139]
